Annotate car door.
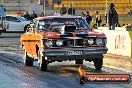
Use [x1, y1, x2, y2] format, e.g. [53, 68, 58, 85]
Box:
[6, 16, 23, 32]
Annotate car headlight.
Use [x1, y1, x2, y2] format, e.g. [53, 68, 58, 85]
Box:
[56, 40, 63, 46]
[46, 40, 53, 47]
[103, 39, 107, 46]
[96, 38, 103, 45]
[87, 39, 94, 45]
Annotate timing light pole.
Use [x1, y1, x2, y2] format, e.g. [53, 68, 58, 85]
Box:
[43, 0, 46, 15]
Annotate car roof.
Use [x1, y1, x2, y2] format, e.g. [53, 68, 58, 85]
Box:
[35, 15, 83, 21]
[6, 16, 22, 18]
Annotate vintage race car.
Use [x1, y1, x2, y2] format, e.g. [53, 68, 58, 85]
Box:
[20, 16, 108, 71]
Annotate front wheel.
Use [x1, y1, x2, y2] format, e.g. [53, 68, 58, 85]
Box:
[93, 58, 103, 70]
[38, 51, 48, 71]
[23, 49, 33, 66]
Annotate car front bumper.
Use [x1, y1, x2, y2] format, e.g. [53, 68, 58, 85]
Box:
[43, 47, 108, 60]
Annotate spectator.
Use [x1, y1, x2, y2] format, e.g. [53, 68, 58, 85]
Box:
[81, 12, 86, 18]
[30, 11, 37, 20]
[95, 11, 102, 27]
[54, 11, 60, 16]
[60, 4, 67, 15]
[128, 10, 132, 16]
[0, 5, 6, 17]
[23, 12, 31, 20]
[68, 4, 75, 15]
[21, 11, 24, 16]
[105, 13, 107, 23]
[40, 12, 45, 17]
[107, 3, 118, 30]
[86, 11, 92, 26]
[16, 11, 21, 16]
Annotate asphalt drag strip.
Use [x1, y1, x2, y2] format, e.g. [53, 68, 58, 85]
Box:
[0, 52, 131, 88]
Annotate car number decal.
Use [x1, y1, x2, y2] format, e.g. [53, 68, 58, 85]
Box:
[66, 51, 83, 55]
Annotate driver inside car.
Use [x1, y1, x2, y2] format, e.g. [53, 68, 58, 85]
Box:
[38, 22, 51, 32]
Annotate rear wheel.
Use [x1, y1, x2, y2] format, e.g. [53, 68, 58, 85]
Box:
[93, 58, 103, 70]
[38, 51, 48, 71]
[23, 49, 33, 66]
[75, 60, 83, 64]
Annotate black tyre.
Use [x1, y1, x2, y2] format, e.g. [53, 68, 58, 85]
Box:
[38, 51, 48, 71]
[23, 49, 33, 66]
[76, 75, 86, 85]
[24, 25, 30, 32]
[79, 76, 86, 84]
[93, 58, 103, 70]
[75, 60, 83, 64]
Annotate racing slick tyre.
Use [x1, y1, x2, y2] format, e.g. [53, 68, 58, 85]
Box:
[93, 58, 103, 70]
[38, 51, 48, 71]
[23, 49, 33, 66]
[76, 75, 86, 85]
[75, 60, 83, 64]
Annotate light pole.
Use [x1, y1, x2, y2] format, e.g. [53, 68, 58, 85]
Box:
[106, 0, 108, 25]
[17, 0, 20, 11]
[72, 1, 73, 15]
[106, 0, 107, 11]
[43, 0, 45, 15]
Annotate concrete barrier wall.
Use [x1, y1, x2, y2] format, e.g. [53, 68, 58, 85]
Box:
[95, 28, 132, 57]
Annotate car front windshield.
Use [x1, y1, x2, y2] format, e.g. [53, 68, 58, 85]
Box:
[38, 18, 90, 31]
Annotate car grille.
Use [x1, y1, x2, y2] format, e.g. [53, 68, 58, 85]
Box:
[44, 37, 106, 48]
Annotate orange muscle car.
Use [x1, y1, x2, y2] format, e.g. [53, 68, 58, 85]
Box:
[20, 16, 108, 71]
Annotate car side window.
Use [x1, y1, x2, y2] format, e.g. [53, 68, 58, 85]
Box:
[0, 17, 6, 21]
[10, 17, 20, 22]
[6, 16, 10, 21]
